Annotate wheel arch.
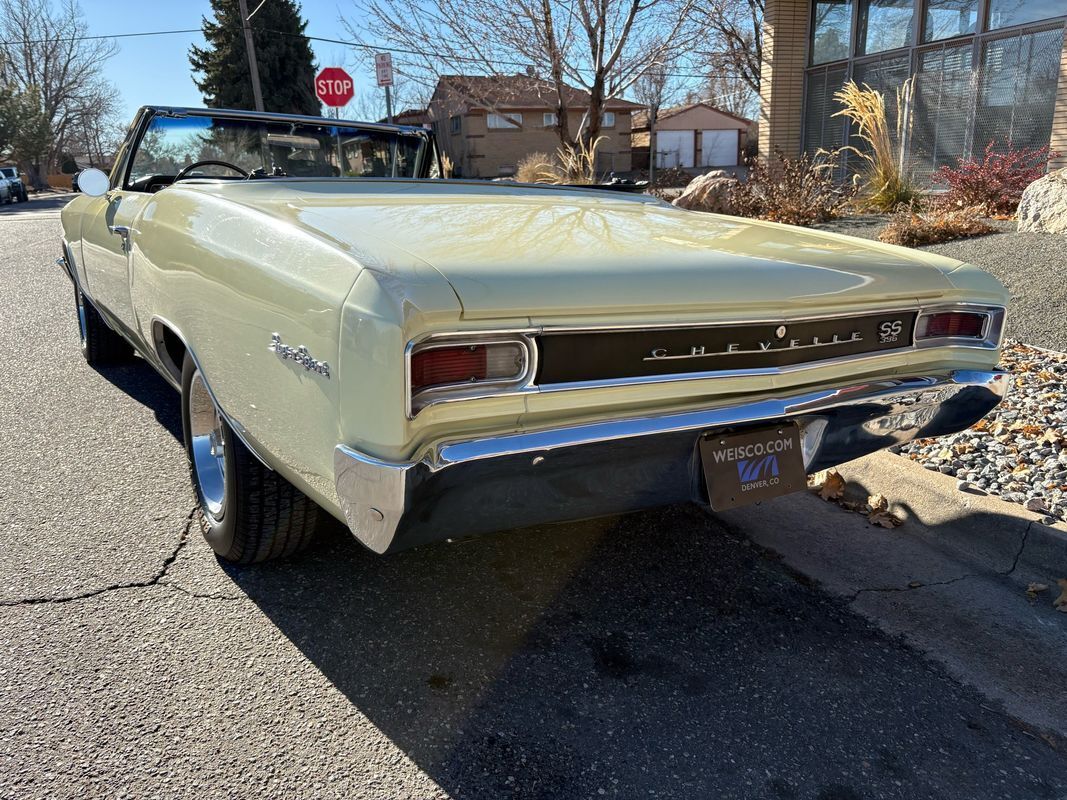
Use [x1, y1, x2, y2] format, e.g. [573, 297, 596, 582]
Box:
[152, 315, 274, 471]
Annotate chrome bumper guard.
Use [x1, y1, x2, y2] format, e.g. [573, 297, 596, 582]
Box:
[334, 370, 1008, 554]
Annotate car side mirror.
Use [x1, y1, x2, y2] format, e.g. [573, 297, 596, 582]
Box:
[76, 168, 110, 197]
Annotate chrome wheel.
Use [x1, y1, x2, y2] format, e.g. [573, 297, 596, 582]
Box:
[188, 372, 228, 522]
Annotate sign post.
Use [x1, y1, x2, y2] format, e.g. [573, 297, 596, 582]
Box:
[375, 53, 394, 124]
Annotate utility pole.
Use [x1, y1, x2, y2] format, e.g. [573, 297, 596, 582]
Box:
[649, 107, 657, 187]
[237, 0, 265, 112]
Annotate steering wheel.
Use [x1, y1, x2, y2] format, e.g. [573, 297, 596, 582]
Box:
[172, 160, 249, 182]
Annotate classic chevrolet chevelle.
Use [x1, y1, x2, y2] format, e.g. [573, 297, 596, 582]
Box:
[60, 106, 1009, 564]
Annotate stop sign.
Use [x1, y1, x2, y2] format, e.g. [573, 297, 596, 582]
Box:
[315, 67, 354, 107]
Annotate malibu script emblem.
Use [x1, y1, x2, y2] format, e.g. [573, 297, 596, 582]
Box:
[644, 327, 864, 362]
[269, 333, 331, 378]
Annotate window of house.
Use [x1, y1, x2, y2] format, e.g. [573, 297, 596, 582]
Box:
[602, 111, 616, 127]
[923, 0, 978, 41]
[811, 0, 854, 63]
[543, 112, 557, 127]
[858, 0, 914, 54]
[487, 112, 522, 129]
[449, 115, 461, 134]
[987, 0, 1065, 30]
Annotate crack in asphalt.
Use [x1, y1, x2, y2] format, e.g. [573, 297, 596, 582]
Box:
[846, 518, 1038, 602]
[0, 508, 197, 608]
[1005, 520, 1034, 576]
[158, 580, 244, 602]
[848, 573, 976, 601]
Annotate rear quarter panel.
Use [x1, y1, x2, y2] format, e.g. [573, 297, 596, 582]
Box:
[129, 188, 366, 514]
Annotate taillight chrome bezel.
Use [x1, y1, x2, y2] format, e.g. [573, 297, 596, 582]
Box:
[913, 303, 1006, 350]
[406, 331, 538, 417]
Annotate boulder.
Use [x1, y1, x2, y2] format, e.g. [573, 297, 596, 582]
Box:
[1017, 168, 1067, 234]
[672, 172, 738, 214]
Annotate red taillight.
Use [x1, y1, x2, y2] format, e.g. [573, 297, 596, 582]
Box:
[411, 345, 487, 392]
[916, 312, 985, 339]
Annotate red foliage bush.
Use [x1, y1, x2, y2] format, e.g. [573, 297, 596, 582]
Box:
[933, 142, 1056, 217]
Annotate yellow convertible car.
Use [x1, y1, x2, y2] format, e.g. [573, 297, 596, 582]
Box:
[60, 106, 1009, 564]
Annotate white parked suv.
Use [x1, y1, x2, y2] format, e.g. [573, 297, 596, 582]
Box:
[0, 166, 27, 203]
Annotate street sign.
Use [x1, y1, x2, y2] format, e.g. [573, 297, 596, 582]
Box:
[315, 67, 354, 107]
[375, 53, 393, 87]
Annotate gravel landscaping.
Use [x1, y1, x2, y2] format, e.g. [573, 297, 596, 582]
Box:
[815, 216, 1067, 352]
[898, 342, 1067, 524]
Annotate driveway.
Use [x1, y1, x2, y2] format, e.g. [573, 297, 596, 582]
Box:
[2, 209, 1066, 799]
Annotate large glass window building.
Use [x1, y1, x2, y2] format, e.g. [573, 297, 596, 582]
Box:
[760, 0, 1066, 183]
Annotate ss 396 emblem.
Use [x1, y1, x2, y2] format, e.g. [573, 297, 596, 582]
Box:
[878, 319, 904, 344]
[269, 333, 331, 378]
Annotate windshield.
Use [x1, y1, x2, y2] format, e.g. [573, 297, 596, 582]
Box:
[127, 113, 430, 190]
[0, 168, 15, 178]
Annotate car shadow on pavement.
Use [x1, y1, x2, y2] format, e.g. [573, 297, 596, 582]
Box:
[225, 504, 1066, 799]
[95, 357, 182, 441]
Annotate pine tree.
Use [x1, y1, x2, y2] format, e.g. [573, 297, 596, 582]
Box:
[189, 0, 320, 115]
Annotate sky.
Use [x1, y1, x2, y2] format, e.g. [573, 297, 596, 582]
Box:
[79, 0, 382, 122]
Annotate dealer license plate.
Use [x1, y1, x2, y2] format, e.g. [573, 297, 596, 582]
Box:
[700, 422, 806, 511]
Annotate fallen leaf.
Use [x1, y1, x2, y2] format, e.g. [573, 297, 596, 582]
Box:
[868, 510, 903, 529]
[818, 469, 846, 501]
[1041, 429, 1065, 445]
[1056, 580, 1067, 612]
[1026, 582, 1048, 601]
[867, 493, 889, 513]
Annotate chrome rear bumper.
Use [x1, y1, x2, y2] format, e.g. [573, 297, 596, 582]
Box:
[334, 370, 1008, 554]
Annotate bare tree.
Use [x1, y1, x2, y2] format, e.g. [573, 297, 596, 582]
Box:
[703, 69, 757, 118]
[693, 0, 762, 96]
[340, 0, 699, 147]
[0, 0, 120, 186]
[632, 59, 681, 181]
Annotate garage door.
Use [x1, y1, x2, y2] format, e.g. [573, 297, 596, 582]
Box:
[701, 130, 739, 167]
[655, 131, 695, 168]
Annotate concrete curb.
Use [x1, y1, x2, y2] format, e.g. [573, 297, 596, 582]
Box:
[828, 451, 1067, 585]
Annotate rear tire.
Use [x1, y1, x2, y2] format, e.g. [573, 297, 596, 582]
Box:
[76, 287, 134, 366]
[181, 355, 320, 564]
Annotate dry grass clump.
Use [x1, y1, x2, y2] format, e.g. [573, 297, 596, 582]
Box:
[833, 80, 920, 212]
[730, 150, 855, 226]
[878, 206, 995, 247]
[513, 137, 605, 185]
[515, 151, 554, 183]
[542, 136, 604, 184]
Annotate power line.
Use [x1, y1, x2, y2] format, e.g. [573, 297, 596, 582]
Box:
[0, 25, 750, 83]
[0, 28, 201, 45]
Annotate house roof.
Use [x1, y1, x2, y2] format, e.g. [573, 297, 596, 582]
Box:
[631, 101, 753, 131]
[431, 74, 645, 112]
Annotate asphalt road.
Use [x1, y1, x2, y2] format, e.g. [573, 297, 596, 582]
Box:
[2, 202, 1067, 799]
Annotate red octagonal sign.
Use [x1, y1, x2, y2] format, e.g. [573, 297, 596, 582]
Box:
[315, 67, 354, 107]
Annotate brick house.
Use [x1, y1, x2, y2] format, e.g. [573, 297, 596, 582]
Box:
[427, 75, 645, 178]
[759, 0, 1067, 180]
